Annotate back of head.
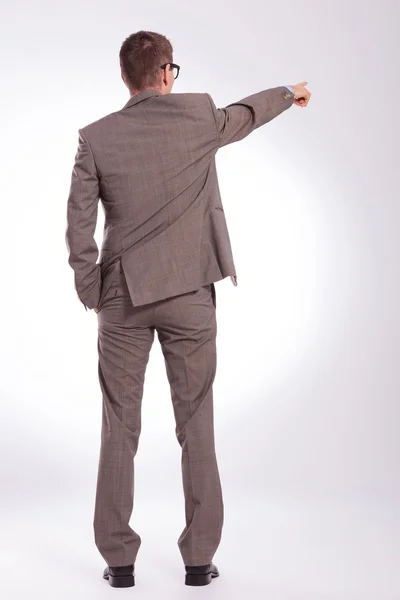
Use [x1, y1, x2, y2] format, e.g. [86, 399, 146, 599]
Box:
[119, 30, 174, 95]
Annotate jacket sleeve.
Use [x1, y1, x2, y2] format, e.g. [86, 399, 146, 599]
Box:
[65, 128, 101, 310]
[206, 86, 294, 148]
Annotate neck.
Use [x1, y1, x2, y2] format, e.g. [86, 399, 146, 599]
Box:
[130, 87, 161, 98]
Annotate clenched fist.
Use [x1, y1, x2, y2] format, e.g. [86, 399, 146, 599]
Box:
[289, 81, 311, 107]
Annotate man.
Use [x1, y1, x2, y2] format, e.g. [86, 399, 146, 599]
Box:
[65, 30, 311, 588]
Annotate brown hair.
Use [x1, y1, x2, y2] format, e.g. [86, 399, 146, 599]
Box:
[119, 31, 173, 93]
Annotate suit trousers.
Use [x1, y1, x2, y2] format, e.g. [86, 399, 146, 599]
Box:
[93, 261, 223, 567]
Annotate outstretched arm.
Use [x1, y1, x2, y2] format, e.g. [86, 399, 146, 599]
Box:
[207, 81, 311, 148]
[207, 85, 295, 148]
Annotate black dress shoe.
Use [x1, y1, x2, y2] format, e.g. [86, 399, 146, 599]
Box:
[103, 564, 135, 587]
[185, 562, 219, 586]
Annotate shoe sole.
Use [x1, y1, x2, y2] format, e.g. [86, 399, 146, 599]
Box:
[185, 571, 219, 586]
[103, 573, 135, 588]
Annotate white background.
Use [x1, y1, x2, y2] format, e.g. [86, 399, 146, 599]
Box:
[1, 1, 399, 598]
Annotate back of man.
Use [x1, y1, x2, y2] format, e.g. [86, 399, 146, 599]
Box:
[65, 30, 310, 588]
[79, 89, 238, 310]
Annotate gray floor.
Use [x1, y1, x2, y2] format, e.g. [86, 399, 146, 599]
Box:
[3, 489, 398, 599]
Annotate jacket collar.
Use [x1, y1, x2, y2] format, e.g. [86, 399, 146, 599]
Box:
[122, 89, 161, 110]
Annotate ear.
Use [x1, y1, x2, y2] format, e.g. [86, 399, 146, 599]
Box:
[161, 65, 168, 87]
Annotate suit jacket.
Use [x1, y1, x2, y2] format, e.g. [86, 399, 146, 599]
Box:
[65, 86, 294, 310]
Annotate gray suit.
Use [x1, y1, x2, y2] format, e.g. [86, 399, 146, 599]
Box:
[66, 86, 294, 567]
